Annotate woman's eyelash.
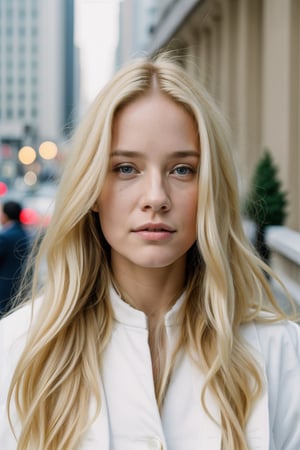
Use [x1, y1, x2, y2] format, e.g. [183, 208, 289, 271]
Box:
[113, 164, 136, 174]
[172, 165, 195, 175]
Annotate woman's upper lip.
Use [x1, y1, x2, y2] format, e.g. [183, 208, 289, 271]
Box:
[133, 223, 176, 232]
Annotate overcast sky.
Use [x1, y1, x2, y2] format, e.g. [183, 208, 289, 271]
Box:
[75, 0, 120, 108]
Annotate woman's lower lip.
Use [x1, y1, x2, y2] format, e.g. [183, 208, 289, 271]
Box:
[133, 230, 174, 241]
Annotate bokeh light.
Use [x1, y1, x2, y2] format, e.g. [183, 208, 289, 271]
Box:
[24, 171, 38, 186]
[39, 141, 58, 160]
[18, 146, 36, 165]
[0, 181, 8, 196]
[20, 208, 40, 226]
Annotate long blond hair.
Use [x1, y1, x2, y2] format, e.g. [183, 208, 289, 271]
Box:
[8, 55, 291, 449]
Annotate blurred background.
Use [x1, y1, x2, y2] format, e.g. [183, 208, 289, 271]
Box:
[0, 0, 299, 303]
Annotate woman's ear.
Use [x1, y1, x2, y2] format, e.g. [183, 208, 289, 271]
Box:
[91, 202, 99, 213]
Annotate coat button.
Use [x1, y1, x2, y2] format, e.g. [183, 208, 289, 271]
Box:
[147, 437, 163, 450]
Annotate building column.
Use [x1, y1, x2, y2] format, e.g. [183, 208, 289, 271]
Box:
[197, 27, 211, 87]
[235, 0, 262, 191]
[261, 0, 299, 228]
[219, 0, 239, 121]
[289, 0, 300, 229]
[210, 13, 222, 101]
[187, 36, 201, 77]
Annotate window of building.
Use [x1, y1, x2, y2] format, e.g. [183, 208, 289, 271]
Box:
[6, 26, 13, 36]
[31, 59, 38, 70]
[19, 26, 26, 37]
[6, 7, 13, 20]
[7, 59, 13, 70]
[6, 76, 13, 85]
[31, 26, 38, 37]
[6, 108, 13, 119]
[18, 59, 26, 71]
[31, 43, 38, 53]
[19, 92, 25, 102]
[18, 76, 25, 85]
[32, 8, 38, 19]
[18, 108, 25, 118]
[31, 107, 37, 118]
[19, 8, 26, 19]
[31, 91, 37, 102]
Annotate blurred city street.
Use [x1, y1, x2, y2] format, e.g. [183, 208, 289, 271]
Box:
[0, 0, 299, 304]
[0, 0, 119, 234]
[0, 180, 56, 230]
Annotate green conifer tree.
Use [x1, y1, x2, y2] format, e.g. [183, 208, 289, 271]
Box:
[244, 150, 288, 263]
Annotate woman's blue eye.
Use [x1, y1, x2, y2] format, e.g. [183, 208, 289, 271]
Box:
[173, 166, 193, 175]
[120, 166, 132, 173]
[115, 165, 136, 175]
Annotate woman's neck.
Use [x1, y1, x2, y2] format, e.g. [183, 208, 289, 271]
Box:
[111, 262, 186, 322]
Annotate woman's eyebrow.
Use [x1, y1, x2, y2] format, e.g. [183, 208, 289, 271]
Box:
[169, 150, 200, 158]
[111, 150, 200, 158]
[111, 150, 144, 158]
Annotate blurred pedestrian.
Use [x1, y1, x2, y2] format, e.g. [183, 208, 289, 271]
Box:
[0, 200, 30, 316]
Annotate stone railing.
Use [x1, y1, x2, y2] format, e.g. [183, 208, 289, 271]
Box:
[266, 226, 300, 307]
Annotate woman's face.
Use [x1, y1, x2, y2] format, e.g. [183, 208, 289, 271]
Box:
[93, 92, 200, 274]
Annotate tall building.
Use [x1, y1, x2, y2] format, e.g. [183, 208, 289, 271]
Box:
[0, 0, 76, 183]
[115, 0, 158, 68]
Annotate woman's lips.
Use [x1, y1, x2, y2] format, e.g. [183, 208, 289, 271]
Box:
[133, 230, 174, 241]
[132, 223, 176, 241]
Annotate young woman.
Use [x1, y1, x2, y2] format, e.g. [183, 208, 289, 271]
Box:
[1, 56, 299, 450]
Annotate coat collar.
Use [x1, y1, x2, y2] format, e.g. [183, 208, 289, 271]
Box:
[82, 321, 269, 450]
[109, 284, 186, 329]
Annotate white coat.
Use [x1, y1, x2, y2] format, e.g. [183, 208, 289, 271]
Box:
[1, 288, 300, 450]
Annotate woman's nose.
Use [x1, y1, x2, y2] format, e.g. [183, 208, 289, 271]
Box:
[140, 171, 171, 212]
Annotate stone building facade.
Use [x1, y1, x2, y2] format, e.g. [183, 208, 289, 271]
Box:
[147, 0, 300, 303]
